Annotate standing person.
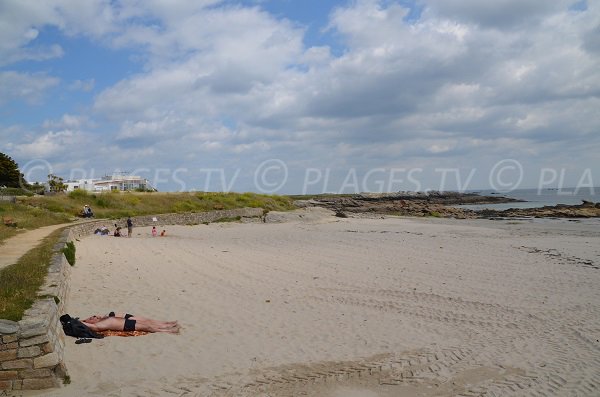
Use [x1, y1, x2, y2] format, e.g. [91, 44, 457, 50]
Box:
[127, 216, 133, 237]
[151, 226, 157, 237]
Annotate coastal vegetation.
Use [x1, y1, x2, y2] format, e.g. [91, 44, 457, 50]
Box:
[23, 190, 295, 218]
[0, 228, 64, 321]
[0, 191, 295, 245]
[0, 201, 71, 244]
[62, 241, 76, 266]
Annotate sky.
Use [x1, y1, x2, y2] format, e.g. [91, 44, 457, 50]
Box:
[1, 0, 599, 194]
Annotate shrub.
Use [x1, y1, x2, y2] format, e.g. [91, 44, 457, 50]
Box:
[68, 189, 89, 199]
[62, 241, 76, 266]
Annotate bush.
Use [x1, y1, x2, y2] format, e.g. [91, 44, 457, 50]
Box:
[68, 189, 90, 199]
[62, 241, 76, 266]
[0, 187, 34, 196]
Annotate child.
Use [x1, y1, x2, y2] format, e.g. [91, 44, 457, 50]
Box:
[160, 230, 166, 237]
[151, 226, 157, 237]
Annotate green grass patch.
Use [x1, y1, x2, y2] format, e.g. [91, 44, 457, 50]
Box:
[0, 202, 72, 245]
[20, 191, 296, 219]
[62, 241, 76, 266]
[0, 226, 20, 245]
[0, 187, 35, 196]
[0, 228, 65, 321]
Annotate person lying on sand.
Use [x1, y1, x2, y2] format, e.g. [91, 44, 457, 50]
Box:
[82, 312, 179, 334]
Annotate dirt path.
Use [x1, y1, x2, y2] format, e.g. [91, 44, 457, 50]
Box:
[0, 222, 79, 270]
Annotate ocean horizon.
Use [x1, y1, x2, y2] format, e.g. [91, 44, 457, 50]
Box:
[459, 187, 599, 211]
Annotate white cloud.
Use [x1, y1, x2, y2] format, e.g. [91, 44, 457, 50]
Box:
[1, 0, 599, 190]
[68, 79, 95, 92]
[0, 71, 59, 105]
[42, 114, 90, 129]
[12, 129, 82, 159]
[420, 0, 574, 28]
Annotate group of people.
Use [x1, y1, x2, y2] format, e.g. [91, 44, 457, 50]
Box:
[93, 217, 134, 237]
[93, 217, 168, 239]
[151, 226, 166, 237]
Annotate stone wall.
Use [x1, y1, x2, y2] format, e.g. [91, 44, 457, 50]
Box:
[0, 207, 264, 391]
[0, 229, 71, 391]
[67, 207, 265, 239]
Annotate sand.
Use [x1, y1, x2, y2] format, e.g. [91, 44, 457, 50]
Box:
[29, 209, 600, 396]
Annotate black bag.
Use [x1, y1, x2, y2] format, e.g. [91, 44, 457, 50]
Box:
[60, 314, 104, 339]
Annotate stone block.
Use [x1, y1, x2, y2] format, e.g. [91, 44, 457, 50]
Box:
[54, 362, 68, 378]
[0, 350, 17, 361]
[33, 352, 59, 369]
[19, 335, 49, 347]
[18, 346, 41, 358]
[0, 380, 13, 391]
[0, 320, 18, 334]
[19, 327, 46, 339]
[2, 359, 32, 370]
[0, 342, 18, 351]
[41, 342, 54, 354]
[1, 335, 18, 343]
[13, 379, 22, 389]
[0, 371, 18, 380]
[22, 377, 58, 390]
[19, 368, 53, 379]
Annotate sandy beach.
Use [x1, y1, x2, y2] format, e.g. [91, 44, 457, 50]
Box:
[29, 209, 600, 396]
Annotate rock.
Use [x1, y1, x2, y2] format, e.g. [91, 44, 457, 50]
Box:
[33, 352, 59, 369]
[581, 200, 595, 207]
[0, 320, 19, 335]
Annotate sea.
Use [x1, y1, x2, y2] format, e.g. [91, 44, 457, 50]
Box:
[457, 187, 599, 211]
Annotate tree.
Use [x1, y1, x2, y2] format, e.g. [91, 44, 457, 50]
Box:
[47, 174, 67, 193]
[0, 152, 24, 188]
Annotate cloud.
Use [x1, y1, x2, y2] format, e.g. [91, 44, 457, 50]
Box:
[1, 0, 599, 190]
[11, 129, 83, 159]
[42, 114, 91, 129]
[419, 0, 574, 28]
[0, 71, 59, 105]
[68, 79, 95, 92]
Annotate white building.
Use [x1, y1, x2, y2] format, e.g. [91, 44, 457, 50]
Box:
[65, 175, 156, 192]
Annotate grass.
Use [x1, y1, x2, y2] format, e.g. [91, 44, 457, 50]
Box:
[62, 241, 76, 266]
[0, 202, 72, 245]
[21, 190, 295, 219]
[0, 228, 65, 321]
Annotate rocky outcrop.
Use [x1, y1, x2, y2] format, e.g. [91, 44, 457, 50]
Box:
[296, 194, 600, 219]
[477, 201, 600, 219]
[294, 192, 487, 219]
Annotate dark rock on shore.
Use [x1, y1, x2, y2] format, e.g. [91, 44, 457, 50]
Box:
[294, 191, 508, 219]
[294, 193, 600, 219]
[477, 200, 600, 219]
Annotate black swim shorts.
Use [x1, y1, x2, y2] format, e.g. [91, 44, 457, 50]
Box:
[123, 318, 136, 332]
[109, 312, 134, 319]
